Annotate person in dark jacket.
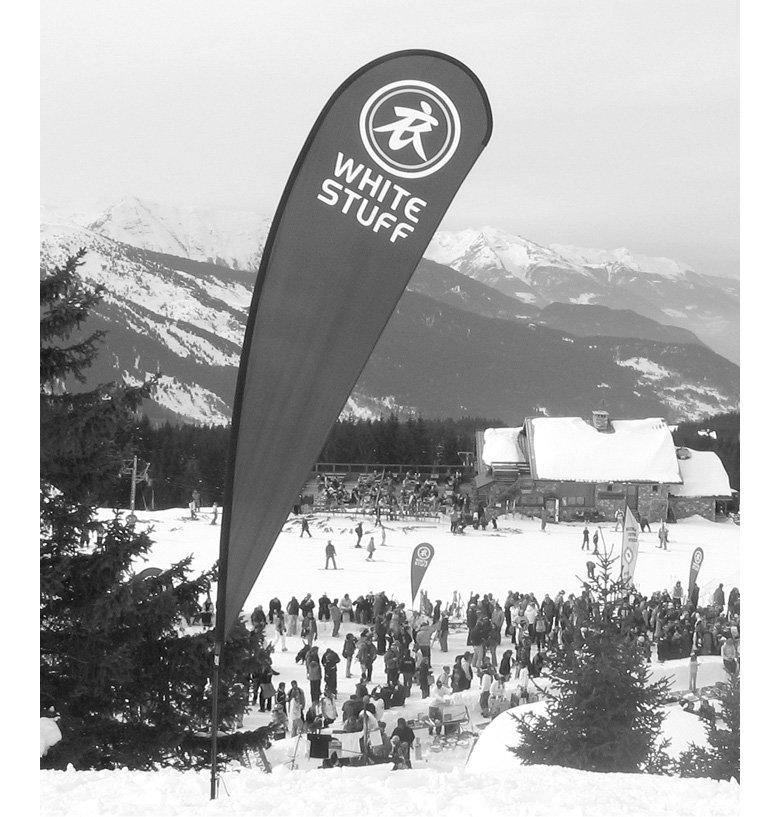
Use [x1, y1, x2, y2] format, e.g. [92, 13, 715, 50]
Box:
[268, 597, 282, 621]
[342, 632, 357, 678]
[712, 583, 725, 611]
[375, 616, 388, 655]
[727, 587, 740, 617]
[300, 593, 315, 618]
[324, 541, 337, 570]
[318, 593, 331, 621]
[321, 647, 341, 695]
[286, 597, 300, 636]
[354, 521, 364, 548]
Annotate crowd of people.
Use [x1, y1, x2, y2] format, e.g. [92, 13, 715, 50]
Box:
[315, 470, 464, 518]
[207, 573, 740, 769]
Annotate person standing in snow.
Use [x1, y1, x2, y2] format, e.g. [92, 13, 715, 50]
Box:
[689, 652, 699, 692]
[210, 502, 219, 525]
[581, 526, 590, 551]
[321, 647, 341, 696]
[354, 521, 364, 548]
[592, 529, 599, 554]
[300, 516, 312, 538]
[712, 583, 725, 612]
[301, 611, 318, 647]
[272, 611, 288, 652]
[540, 508, 548, 532]
[324, 540, 337, 570]
[657, 523, 669, 550]
[366, 536, 376, 561]
[586, 560, 596, 580]
[614, 508, 624, 531]
[379, 522, 387, 546]
[342, 632, 357, 678]
[329, 600, 343, 637]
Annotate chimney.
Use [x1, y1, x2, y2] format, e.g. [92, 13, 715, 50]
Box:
[592, 408, 610, 432]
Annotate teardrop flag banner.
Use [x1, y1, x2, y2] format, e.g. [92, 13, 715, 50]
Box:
[620, 506, 640, 584]
[688, 546, 704, 596]
[411, 542, 435, 604]
[214, 51, 492, 643]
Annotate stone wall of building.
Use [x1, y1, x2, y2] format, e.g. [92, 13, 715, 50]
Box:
[637, 483, 671, 523]
[501, 480, 671, 523]
[669, 496, 716, 522]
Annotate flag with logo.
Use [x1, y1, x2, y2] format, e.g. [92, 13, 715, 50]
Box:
[688, 547, 704, 597]
[411, 542, 435, 604]
[215, 51, 492, 641]
[620, 506, 640, 584]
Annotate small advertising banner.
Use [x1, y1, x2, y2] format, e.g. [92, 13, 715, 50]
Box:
[620, 506, 640, 584]
[688, 547, 704, 597]
[411, 542, 435, 604]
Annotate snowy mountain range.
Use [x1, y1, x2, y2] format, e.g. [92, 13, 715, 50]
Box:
[39, 198, 739, 426]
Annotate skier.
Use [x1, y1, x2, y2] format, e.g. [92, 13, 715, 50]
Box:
[366, 536, 376, 561]
[300, 516, 312, 538]
[592, 529, 599, 554]
[355, 521, 364, 548]
[657, 523, 669, 550]
[192, 489, 201, 512]
[586, 560, 596, 580]
[210, 502, 219, 525]
[581, 526, 590, 551]
[639, 515, 651, 533]
[614, 508, 624, 531]
[324, 540, 337, 570]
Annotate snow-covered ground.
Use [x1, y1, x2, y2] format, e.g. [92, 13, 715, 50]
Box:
[95, 507, 737, 739]
[40, 762, 738, 817]
[115, 508, 739, 612]
[44, 508, 738, 814]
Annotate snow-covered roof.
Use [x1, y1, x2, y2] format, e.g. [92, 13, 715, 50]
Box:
[528, 417, 682, 483]
[481, 427, 525, 467]
[670, 449, 732, 497]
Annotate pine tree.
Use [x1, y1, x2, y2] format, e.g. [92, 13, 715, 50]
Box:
[40, 253, 260, 769]
[677, 672, 740, 782]
[511, 549, 671, 773]
[40, 250, 151, 501]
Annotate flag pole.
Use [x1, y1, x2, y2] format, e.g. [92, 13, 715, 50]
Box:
[209, 642, 221, 799]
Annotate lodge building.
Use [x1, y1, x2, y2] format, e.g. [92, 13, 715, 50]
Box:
[475, 409, 732, 524]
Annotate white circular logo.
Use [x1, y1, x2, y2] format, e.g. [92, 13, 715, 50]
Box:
[359, 80, 461, 179]
[624, 548, 634, 563]
[693, 550, 703, 565]
[416, 544, 432, 561]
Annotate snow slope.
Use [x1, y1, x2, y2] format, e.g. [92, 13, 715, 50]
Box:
[40, 761, 738, 817]
[112, 510, 738, 624]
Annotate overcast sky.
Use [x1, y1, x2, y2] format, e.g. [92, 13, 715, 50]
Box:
[41, 0, 739, 277]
